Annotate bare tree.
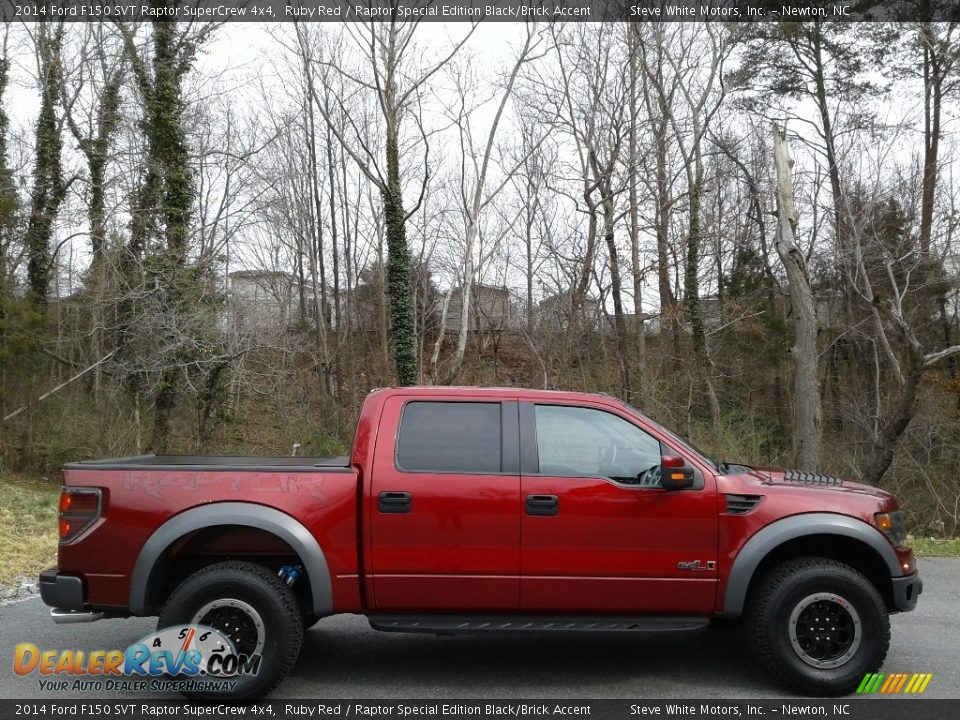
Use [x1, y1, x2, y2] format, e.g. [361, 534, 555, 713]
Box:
[625, 23, 650, 373]
[24, 20, 67, 307]
[430, 23, 542, 382]
[773, 123, 822, 471]
[0, 23, 16, 304]
[116, 17, 222, 451]
[637, 22, 685, 367]
[665, 23, 727, 423]
[292, 15, 476, 386]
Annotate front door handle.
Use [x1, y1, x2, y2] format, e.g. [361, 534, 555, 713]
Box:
[526, 494, 559, 516]
[378, 491, 412, 513]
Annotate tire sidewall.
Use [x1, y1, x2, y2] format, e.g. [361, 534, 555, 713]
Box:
[764, 566, 886, 693]
[158, 564, 302, 700]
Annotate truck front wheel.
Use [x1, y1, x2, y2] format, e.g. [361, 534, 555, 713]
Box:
[157, 561, 304, 700]
[748, 557, 890, 695]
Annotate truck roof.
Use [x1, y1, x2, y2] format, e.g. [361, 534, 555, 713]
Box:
[370, 386, 621, 403]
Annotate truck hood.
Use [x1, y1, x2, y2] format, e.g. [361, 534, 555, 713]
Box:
[739, 466, 895, 502]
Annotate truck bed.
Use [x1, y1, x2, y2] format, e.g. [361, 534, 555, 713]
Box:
[63, 454, 352, 472]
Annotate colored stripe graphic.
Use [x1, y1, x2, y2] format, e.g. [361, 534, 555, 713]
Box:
[880, 674, 897, 693]
[893, 674, 909, 693]
[857, 672, 932, 694]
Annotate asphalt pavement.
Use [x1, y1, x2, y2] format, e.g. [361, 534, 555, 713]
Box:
[1, 558, 957, 700]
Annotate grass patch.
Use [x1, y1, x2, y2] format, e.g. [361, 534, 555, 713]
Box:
[0, 474, 59, 585]
[908, 535, 960, 557]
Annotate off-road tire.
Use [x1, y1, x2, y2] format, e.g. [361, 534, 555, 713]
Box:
[748, 557, 889, 696]
[158, 561, 304, 700]
[302, 612, 323, 630]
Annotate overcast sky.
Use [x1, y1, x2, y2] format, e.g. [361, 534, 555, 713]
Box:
[3, 22, 946, 311]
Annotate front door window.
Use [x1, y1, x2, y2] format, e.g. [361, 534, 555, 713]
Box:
[534, 404, 663, 485]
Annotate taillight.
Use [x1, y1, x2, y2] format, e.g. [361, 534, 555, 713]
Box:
[58, 488, 102, 543]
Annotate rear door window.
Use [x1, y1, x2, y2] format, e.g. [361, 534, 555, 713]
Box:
[396, 401, 502, 473]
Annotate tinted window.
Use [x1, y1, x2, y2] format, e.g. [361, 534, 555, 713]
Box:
[397, 402, 502, 473]
[535, 405, 662, 485]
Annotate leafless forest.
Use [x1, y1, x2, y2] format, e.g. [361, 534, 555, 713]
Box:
[1, 18, 959, 535]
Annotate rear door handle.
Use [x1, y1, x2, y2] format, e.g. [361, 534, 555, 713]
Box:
[378, 491, 412, 514]
[526, 494, 559, 516]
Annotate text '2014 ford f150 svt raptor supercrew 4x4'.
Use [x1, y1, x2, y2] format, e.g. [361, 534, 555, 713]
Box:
[40, 387, 921, 699]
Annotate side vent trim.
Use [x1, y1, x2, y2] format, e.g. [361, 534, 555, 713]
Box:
[725, 494, 762, 515]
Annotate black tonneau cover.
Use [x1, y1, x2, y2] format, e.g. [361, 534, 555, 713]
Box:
[63, 454, 352, 472]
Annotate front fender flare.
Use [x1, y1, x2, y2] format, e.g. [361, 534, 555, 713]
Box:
[722, 512, 902, 617]
[129, 502, 332, 617]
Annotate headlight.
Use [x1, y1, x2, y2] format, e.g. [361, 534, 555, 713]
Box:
[875, 510, 907, 548]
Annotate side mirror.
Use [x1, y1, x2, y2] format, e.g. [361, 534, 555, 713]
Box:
[660, 455, 694, 490]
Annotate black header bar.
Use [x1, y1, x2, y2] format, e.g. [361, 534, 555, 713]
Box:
[2, 700, 960, 720]
[4, 0, 960, 23]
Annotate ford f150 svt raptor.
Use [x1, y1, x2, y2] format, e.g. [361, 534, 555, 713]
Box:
[40, 386, 921, 699]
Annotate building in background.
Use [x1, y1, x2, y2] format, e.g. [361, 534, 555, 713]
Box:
[227, 270, 329, 333]
[443, 284, 519, 334]
[536, 291, 602, 331]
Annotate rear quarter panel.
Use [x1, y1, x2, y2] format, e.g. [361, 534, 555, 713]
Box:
[59, 466, 361, 612]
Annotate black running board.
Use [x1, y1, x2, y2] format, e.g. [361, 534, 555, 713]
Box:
[368, 614, 709, 635]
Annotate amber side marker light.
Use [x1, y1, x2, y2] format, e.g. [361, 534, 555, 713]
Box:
[58, 488, 102, 543]
[874, 510, 908, 548]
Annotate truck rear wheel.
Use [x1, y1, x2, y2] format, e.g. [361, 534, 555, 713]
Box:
[157, 561, 304, 700]
[748, 557, 889, 695]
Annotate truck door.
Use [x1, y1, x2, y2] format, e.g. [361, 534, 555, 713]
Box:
[369, 397, 520, 611]
[519, 402, 718, 614]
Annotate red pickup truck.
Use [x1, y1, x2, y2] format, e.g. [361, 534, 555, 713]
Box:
[41, 387, 921, 699]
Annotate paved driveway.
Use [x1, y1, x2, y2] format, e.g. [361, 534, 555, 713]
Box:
[2, 558, 956, 699]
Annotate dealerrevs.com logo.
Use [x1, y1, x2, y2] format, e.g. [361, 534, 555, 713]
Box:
[13, 625, 261, 693]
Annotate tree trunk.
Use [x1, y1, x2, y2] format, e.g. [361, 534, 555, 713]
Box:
[601, 181, 630, 400]
[809, 25, 848, 260]
[772, 124, 822, 471]
[451, 248, 474, 382]
[376, 26, 418, 387]
[627, 74, 645, 376]
[83, 72, 122, 398]
[326, 127, 342, 404]
[303, 61, 330, 395]
[118, 17, 200, 452]
[653, 115, 678, 366]
[859, 330, 924, 486]
[0, 46, 18, 371]
[526, 195, 535, 336]
[25, 22, 66, 307]
[919, 22, 941, 256]
[150, 378, 175, 453]
[685, 162, 720, 425]
[573, 200, 599, 334]
[383, 127, 417, 386]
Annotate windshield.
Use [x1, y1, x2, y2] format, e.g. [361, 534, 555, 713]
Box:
[625, 405, 717, 471]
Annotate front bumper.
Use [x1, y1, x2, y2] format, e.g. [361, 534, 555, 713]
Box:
[39, 568, 103, 623]
[891, 570, 923, 612]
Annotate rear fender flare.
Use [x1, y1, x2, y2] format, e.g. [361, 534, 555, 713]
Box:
[129, 502, 332, 616]
[722, 512, 901, 617]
